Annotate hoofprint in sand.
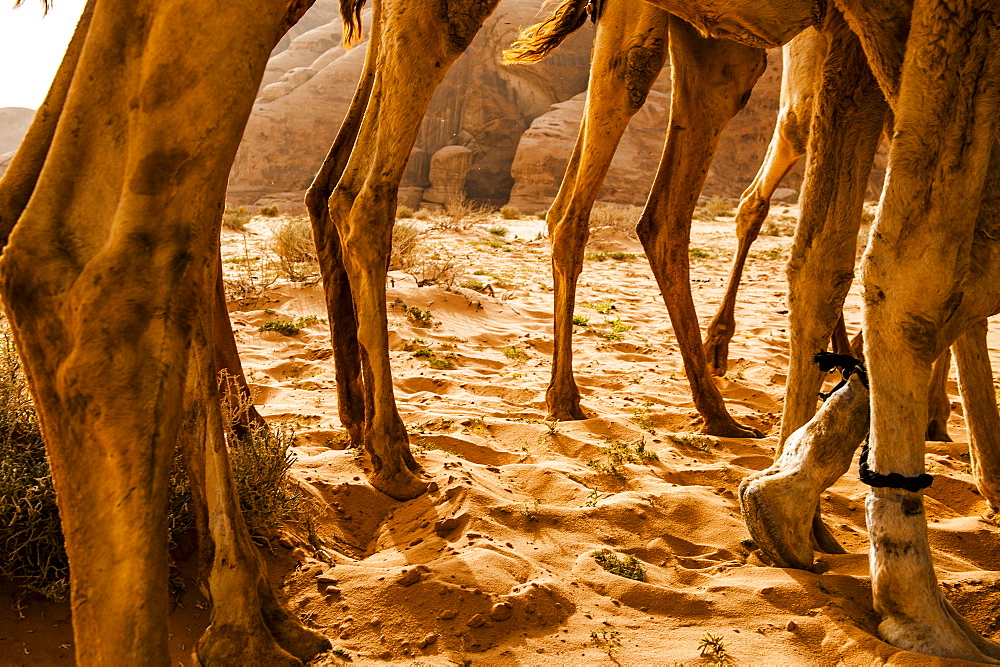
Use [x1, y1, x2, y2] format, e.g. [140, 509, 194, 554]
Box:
[3, 207, 999, 664]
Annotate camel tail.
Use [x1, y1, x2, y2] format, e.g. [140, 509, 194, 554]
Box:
[502, 0, 592, 64]
[340, 0, 367, 48]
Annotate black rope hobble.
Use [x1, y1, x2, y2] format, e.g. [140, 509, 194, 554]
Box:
[812, 351, 932, 492]
[587, 0, 605, 23]
[859, 439, 933, 492]
[813, 351, 868, 401]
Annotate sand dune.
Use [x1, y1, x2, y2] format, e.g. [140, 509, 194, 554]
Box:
[3, 209, 999, 664]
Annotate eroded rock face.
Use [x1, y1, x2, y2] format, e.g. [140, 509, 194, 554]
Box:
[227, 0, 594, 208]
[508, 52, 798, 211]
[0, 107, 37, 178]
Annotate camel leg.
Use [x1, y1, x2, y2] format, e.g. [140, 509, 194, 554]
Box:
[925, 348, 952, 442]
[180, 283, 328, 665]
[953, 320, 1000, 511]
[305, 9, 381, 448]
[0, 0, 311, 661]
[326, 0, 499, 499]
[703, 28, 823, 376]
[863, 0, 1000, 658]
[778, 13, 886, 447]
[741, 373, 867, 568]
[546, 2, 669, 421]
[633, 17, 764, 438]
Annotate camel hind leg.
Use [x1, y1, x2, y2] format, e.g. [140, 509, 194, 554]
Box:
[635, 16, 765, 438]
[545, 1, 669, 421]
[325, 0, 500, 500]
[703, 28, 824, 376]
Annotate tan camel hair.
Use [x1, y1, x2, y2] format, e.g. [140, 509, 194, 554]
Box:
[515, 0, 1000, 660]
[0, 0, 336, 662]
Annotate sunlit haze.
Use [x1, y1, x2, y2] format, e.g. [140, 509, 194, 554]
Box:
[0, 0, 87, 109]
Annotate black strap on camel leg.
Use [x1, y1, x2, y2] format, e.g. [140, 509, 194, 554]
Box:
[587, 0, 605, 23]
[813, 351, 933, 492]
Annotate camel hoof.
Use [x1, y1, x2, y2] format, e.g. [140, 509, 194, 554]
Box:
[198, 621, 303, 666]
[547, 406, 588, 422]
[703, 417, 762, 439]
[264, 614, 331, 662]
[369, 468, 428, 501]
[878, 610, 999, 663]
[738, 473, 815, 570]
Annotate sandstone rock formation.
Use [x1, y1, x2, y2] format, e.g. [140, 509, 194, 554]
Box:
[0, 107, 36, 179]
[227, 0, 594, 209]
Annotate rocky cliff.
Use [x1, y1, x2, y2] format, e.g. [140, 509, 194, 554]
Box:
[0, 107, 37, 179]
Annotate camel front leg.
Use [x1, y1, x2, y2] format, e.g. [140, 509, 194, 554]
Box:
[305, 8, 381, 448]
[179, 288, 329, 665]
[953, 320, 1000, 511]
[863, 0, 1000, 659]
[703, 27, 823, 376]
[327, 0, 500, 500]
[634, 16, 765, 439]
[779, 13, 886, 447]
[545, 2, 669, 421]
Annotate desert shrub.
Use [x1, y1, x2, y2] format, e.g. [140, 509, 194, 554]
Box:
[0, 329, 298, 600]
[223, 237, 278, 305]
[413, 209, 432, 221]
[259, 206, 280, 217]
[434, 196, 489, 230]
[499, 205, 521, 220]
[270, 217, 318, 282]
[0, 322, 67, 600]
[396, 205, 415, 220]
[223, 206, 251, 231]
[761, 214, 797, 237]
[489, 226, 509, 237]
[408, 248, 463, 287]
[390, 220, 422, 272]
[593, 551, 645, 581]
[590, 203, 639, 237]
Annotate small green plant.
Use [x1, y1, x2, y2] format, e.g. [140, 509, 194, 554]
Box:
[396, 205, 415, 219]
[587, 438, 658, 480]
[689, 247, 711, 260]
[460, 279, 486, 292]
[223, 206, 251, 231]
[519, 498, 542, 522]
[593, 551, 645, 581]
[630, 400, 656, 433]
[600, 316, 630, 341]
[332, 647, 349, 659]
[669, 433, 713, 452]
[405, 305, 438, 328]
[583, 300, 615, 314]
[489, 226, 509, 237]
[585, 251, 639, 262]
[584, 488, 600, 507]
[590, 628, 622, 655]
[411, 347, 456, 369]
[698, 632, 730, 665]
[259, 319, 301, 336]
[572, 315, 590, 327]
[259, 205, 280, 217]
[502, 346, 528, 362]
[263, 308, 277, 315]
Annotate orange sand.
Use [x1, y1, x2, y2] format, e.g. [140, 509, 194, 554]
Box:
[3, 208, 998, 665]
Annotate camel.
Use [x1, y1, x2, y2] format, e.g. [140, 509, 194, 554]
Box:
[517, 0, 1000, 660]
[0, 0, 338, 662]
[504, 2, 765, 438]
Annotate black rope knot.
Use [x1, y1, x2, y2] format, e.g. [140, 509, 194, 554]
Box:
[859, 440, 933, 492]
[587, 0, 605, 23]
[813, 351, 868, 401]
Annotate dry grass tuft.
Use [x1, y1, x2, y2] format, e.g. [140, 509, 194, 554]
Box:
[223, 206, 251, 231]
[270, 217, 319, 282]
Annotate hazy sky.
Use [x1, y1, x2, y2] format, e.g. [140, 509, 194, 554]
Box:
[0, 0, 87, 109]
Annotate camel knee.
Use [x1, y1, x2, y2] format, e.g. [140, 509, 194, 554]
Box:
[620, 41, 665, 109]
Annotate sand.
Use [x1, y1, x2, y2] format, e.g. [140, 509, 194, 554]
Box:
[3, 207, 1000, 665]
